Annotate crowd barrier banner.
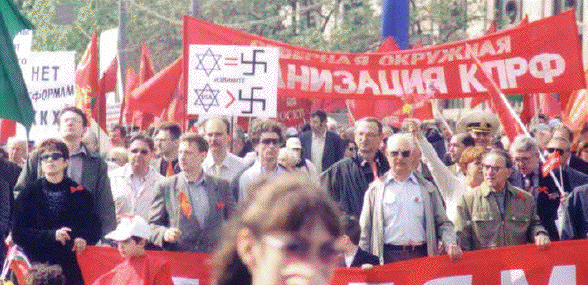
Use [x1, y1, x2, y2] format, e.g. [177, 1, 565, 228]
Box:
[79, 240, 588, 284]
[183, 11, 585, 101]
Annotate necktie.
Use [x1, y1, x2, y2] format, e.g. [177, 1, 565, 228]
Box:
[166, 161, 175, 177]
[371, 161, 379, 181]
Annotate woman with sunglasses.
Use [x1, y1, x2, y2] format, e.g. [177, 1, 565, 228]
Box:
[13, 138, 101, 285]
[212, 175, 342, 285]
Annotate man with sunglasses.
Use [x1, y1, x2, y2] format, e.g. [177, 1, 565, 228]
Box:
[359, 133, 460, 264]
[455, 149, 550, 251]
[109, 134, 163, 220]
[15, 106, 116, 237]
[236, 119, 287, 201]
[538, 135, 588, 240]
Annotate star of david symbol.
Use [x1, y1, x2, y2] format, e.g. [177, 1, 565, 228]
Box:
[194, 48, 222, 77]
[194, 84, 220, 112]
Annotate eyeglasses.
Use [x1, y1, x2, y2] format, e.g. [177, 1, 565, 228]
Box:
[40, 152, 64, 161]
[547, 148, 566, 154]
[389, 150, 411, 158]
[263, 235, 341, 264]
[130, 149, 150, 155]
[260, 138, 281, 146]
[482, 164, 505, 172]
[347, 147, 356, 151]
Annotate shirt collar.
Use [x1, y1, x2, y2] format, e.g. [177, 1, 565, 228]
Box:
[384, 171, 417, 185]
[70, 144, 88, 157]
[186, 174, 206, 187]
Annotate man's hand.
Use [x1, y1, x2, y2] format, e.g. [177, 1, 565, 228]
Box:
[446, 243, 462, 261]
[164, 228, 181, 243]
[4, 232, 14, 247]
[535, 233, 550, 250]
[55, 227, 72, 246]
[72, 238, 87, 254]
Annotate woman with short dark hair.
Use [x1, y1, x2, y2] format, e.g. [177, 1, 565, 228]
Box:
[13, 138, 101, 285]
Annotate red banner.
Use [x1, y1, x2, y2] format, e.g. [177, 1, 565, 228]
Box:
[183, 11, 585, 101]
[80, 240, 588, 284]
[277, 97, 312, 127]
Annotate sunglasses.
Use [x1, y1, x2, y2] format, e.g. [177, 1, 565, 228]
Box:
[263, 235, 341, 264]
[547, 148, 566, 154]
[389, 150, 411, 158]
[482, 164, 505, 172]
[130, 149, 150, 155]
[260, 138, 281, 146]
[40, 152, 64, 161]
[347, 147, 356, 151]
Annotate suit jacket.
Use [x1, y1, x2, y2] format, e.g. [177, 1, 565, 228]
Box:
[148, 172, 236, 252]
[350, 248, 379, 267]
[569, 154, 588, 176]
[358, 172, 456, 264]
[153, 157, 181, 177]
[299, 130, 342, 171]
[15, 143, 116, 236]
[561, 184, 588, 240]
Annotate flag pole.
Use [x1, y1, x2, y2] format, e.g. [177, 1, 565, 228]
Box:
[466, 43, 564, 196]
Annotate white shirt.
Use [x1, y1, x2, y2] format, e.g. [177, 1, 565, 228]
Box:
[109, 163, 164, 220]
[311, 131, 326, 172]
[238, 160, 287, 201]
[344, 247, 358, 267]
[202, 152, 247, 182]
[382, 173, 426, 245]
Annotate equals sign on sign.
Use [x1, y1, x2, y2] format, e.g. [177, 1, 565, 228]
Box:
[225, 57, 238, 66]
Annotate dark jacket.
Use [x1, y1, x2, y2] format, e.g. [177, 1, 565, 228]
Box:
[539, 167, 588, 240]
[15, 144, 116, 236]
[561, 184, 588, 240]
[321, 152, 389, 217]
[350, 248, 380, 267]
[13, 177, 101, 285]
[569, 154, 588, 176]
[299, 130, 343, 171]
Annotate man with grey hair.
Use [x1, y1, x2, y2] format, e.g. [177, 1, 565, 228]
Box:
[508, 135, 541, 192]
[359, 133, 460, 264]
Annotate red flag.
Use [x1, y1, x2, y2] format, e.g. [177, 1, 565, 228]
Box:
[75, 30, 99, 124]
[520, 93, 563, 125]
[135, 43, 156, 130]
[564, 89, 588, 135]
[130, 56, 183, 116]
[542, 151, 561, 177]
[469, 22, 499, 109]
[0, 119, 16, 144]
[121, 65, 139, 124]
[376, 36, 400, 52]
[519, 14, 529, 26]
[99, 56, 118, 94]
[160, 68, 187, 127]
[469, 45, 524, 141]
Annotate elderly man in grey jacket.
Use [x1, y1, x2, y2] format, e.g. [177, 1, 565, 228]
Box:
[359, 133, 461, 264]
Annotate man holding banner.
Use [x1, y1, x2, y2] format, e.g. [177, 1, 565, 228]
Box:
[455, 149, 550, 251]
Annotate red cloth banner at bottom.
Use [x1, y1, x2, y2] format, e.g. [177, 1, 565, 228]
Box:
[79, 240, 588, 285]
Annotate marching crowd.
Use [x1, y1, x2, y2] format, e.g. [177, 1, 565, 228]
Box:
[1, 106, 588, 284]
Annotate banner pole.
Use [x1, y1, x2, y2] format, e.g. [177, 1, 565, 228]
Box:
[467, 43, 564, 195]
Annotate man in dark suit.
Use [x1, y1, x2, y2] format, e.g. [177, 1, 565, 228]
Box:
[338, 215, 379, 268]
[299, 109, 342, 172]
[539, 135, 588, 240]
[153, 122, 182, 177]
[148, 133, 236, 253]
[15, 107, 116, 237]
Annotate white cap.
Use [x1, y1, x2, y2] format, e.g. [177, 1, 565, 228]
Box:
[286, 137, 302, 150]
[105, 215, 151, 241]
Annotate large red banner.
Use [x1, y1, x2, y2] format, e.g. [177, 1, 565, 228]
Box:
[183, 11, 585, 101]
[79, 240, 588, 284]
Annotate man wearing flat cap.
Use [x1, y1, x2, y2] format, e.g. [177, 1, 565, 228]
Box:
[457, 111, 499, 149]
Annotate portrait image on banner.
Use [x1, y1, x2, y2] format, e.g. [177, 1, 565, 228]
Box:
[187, 45, 279, 117]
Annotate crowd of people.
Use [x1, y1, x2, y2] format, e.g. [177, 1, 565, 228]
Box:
[1, 105, 588, 284]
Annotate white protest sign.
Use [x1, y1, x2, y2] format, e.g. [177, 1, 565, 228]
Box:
[21, 51, 76, 142]
[187, 45, 279, 117]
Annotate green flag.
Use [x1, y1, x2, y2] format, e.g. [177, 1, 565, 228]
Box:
[0, 0, 35, 130]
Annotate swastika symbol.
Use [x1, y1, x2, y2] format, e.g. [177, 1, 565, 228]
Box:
[241, 49, 267, 76]
[238, 87, 265, 114]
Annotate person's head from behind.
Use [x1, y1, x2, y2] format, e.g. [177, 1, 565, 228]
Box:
[105, 215, 151, 259]
[336, 215, 360, 253]
[38, 139, 69, 179]
[212, 175, 342, 285]
[107, 147, 129, 167]
[25, 264, 65, 285]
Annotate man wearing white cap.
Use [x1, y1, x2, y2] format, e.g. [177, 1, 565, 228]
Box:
[93, 216, 173, 285]
[456, 111, 499, 149]
[285, 137, 319, 179]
